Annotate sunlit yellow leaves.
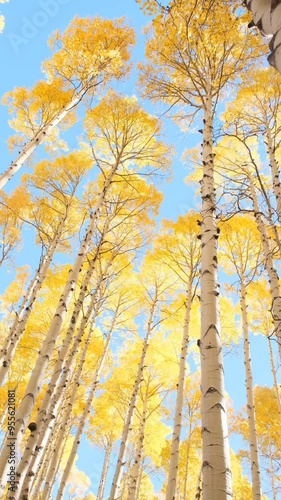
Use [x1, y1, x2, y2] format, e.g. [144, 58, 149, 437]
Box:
[219, 215, 262, 278]
[84, 90, 172, 172]
[43, 16, 135, 87]
[139, 0, 265, 113]
[2, 79, 76, 149]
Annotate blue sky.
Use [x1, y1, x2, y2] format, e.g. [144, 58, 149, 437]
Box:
[0, 1, 278, 498]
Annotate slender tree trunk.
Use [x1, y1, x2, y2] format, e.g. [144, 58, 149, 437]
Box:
[127, 394, 148, 500]
[183, 427, 192, 500]
[13, 219, 111, 498]
[269, 452, 277, 500]
[166, 280, 193, 500]
[109, 297, 157, 500]
[267, 336, 281, 417]
[55, 308, 117, 500]
[0, 161, 119, 492]
[16, 268, 109, 500]
[0, 206, 71, 385]
[200, 92, 232, 500]
[0, 84, 94, 190]
[264, 118, 281, 222]
[135, 458, 144, 500]
[97, 441, 113, 500]
[249, 176, 281, 361]
[240, 280, 262, 500]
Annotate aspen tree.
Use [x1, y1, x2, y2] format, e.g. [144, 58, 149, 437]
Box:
[0, 92, 169, 492]
[139, 2, 264, 497]
[223, 68, 281, 224]
[151, 213, 201, 499]
[247, 280, 281, 418]
[0, 17, 135, 189]
[14, 167, 163, 497]
[0, 152, 88, 383]
[55, 307, 119, 500]
[109, 258, 175, 500]
[97, 440, 113, 500]
[220, 216, 262, 499]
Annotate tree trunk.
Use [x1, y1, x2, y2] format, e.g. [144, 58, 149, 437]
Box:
[166, 280, 193, 500]
[267, 336, 281, 417]
[127, 393, 148, 500]
[264, 118, 281, 223]
[108, 297, 157, 500]
[240, 280, 262, 500]
[248, 175, 281, 361]
[0, 161, 118, 492]
[97, 441, 113, 500]
[16, 266, 110, 500]
[0, 85, 91, 190]
[200, 92, 232, 500]
[55, 306, 117, 500]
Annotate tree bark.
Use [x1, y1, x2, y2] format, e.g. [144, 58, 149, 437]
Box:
[267, 336, 281, 417]
[200, 92, 232, 500]
[97, 441, 113, 500]
[127, 393, 148, 500]
[166, 280, 193, 500]
[240, 280, 262, 500]
[264, 117, 281, 223]
[0, 85, 92, 190]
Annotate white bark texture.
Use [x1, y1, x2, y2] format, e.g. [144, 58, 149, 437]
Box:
[245, 0, 281, 72]
[0, 87, 88, 190]
[166, 283, 193, 500]
[97, 442, 113, 500]
[240, 281, 262, 500]
[267, 336, 281, 416]
[249, 176, 281, 360]
[0, 162, 118, 492]
[264, 118, 281, 223]
[16, 267, 109, 500]
[200, 96, 232, 500]
[109, 298, 157, 500]
[127, 394, 148, 500]
[55, 309, 117, 500]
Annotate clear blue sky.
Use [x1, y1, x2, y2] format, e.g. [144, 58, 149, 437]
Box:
[0, 1, 277, 498]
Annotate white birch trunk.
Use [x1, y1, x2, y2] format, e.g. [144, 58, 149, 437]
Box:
[0, 86, 91, 190]
[15, 264, 110, 500]
[166, 281, 193, 500]
[240, 280, 262, 500]
[245, 0, 281, 72]
[267, 336, 281, 417]
[97, 441, 113, 500]
[0, 206, 70, 385]
[127, 394, 148, 500]
[264, 118, 281, 223]
[249, 176, 281, 361]
[54, 308, 117, 500]
[0, 161, 118, 492]
[200, 94, 232, 500]
[108, 298, 157, 500]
